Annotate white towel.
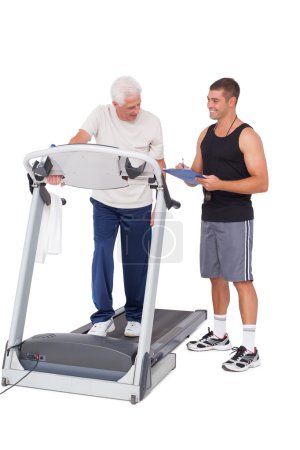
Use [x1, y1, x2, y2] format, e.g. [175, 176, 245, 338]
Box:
[35, 193, 62, 264]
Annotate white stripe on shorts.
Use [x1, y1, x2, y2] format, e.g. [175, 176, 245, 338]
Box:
[244, 221, 250, 281]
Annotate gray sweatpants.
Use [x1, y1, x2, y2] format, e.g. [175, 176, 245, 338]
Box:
[200, 220, 254, 282]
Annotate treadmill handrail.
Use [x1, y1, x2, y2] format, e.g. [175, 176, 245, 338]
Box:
[23, 144, 163, 188]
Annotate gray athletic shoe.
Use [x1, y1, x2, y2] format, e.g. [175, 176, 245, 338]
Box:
[187, 327, 232, 352]
[222, 346, 261, 372]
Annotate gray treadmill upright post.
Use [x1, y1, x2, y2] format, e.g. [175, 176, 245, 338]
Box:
[4, 187, 44, 369]
[133, 186, 166, 386]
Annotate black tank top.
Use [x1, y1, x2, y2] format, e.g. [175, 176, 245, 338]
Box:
[201, 123, 254, 222]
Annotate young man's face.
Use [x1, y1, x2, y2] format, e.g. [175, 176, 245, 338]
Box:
[113, 95, 141, 122]
[207, 89, 232, 120]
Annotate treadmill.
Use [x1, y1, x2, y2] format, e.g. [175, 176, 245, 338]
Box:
[2, 144, 206, 403]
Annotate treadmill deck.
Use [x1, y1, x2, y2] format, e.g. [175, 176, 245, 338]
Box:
[19, 308, 207, 381]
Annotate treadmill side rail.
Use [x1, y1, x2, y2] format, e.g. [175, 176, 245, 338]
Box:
[2, 353, 176, 403]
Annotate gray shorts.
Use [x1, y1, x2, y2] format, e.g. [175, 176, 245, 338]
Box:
[200, 220, 254, 282]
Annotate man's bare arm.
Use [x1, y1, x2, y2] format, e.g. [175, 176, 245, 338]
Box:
[69, 129, 91, 145]
[156, 158, 166, 172]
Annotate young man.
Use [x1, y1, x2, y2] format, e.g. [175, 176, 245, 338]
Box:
[48, 76, 166, 337]
[181, 78, 268, 371]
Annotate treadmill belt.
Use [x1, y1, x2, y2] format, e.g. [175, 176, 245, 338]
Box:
[108, 309, 192, 343]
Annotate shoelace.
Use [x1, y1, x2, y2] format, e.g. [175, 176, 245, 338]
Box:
[200, 327, 214, 341]
[229, 346, 246, 361]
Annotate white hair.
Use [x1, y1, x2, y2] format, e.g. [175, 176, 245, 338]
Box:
[110, 76, 142, 105]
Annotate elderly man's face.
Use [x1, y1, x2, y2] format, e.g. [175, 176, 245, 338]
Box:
[113, 95, 141, 122]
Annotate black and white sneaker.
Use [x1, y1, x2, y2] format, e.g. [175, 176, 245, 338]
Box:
[222, 346, 261, 372]
[187, 328, 232, 352]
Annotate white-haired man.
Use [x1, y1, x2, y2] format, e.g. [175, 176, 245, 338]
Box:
[48, 76, 166, 337]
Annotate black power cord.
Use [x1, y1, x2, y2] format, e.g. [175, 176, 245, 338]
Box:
[1, 343, 40, 396]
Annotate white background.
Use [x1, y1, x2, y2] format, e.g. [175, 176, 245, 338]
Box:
[0, 1, 299, 448]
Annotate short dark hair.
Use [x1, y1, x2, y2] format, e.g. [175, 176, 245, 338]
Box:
[210, 78, 240, 102]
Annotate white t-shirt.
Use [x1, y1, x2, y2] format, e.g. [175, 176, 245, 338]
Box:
[81, 104, 164, 208]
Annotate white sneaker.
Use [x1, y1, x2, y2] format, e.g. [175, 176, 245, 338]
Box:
[124, 321, 141, 337]
[87, 318, 115, 336]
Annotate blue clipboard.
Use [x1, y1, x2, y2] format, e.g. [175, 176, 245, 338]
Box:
[163, 168, 205, 184]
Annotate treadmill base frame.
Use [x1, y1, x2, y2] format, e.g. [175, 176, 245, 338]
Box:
[2, 353, 176, 403]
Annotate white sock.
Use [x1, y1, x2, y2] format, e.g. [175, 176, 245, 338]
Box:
[213, 314, 227, 338]
[242, 325, 256, 352]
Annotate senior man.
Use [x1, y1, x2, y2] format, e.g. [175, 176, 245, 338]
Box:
[48, 76, 165, 337]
